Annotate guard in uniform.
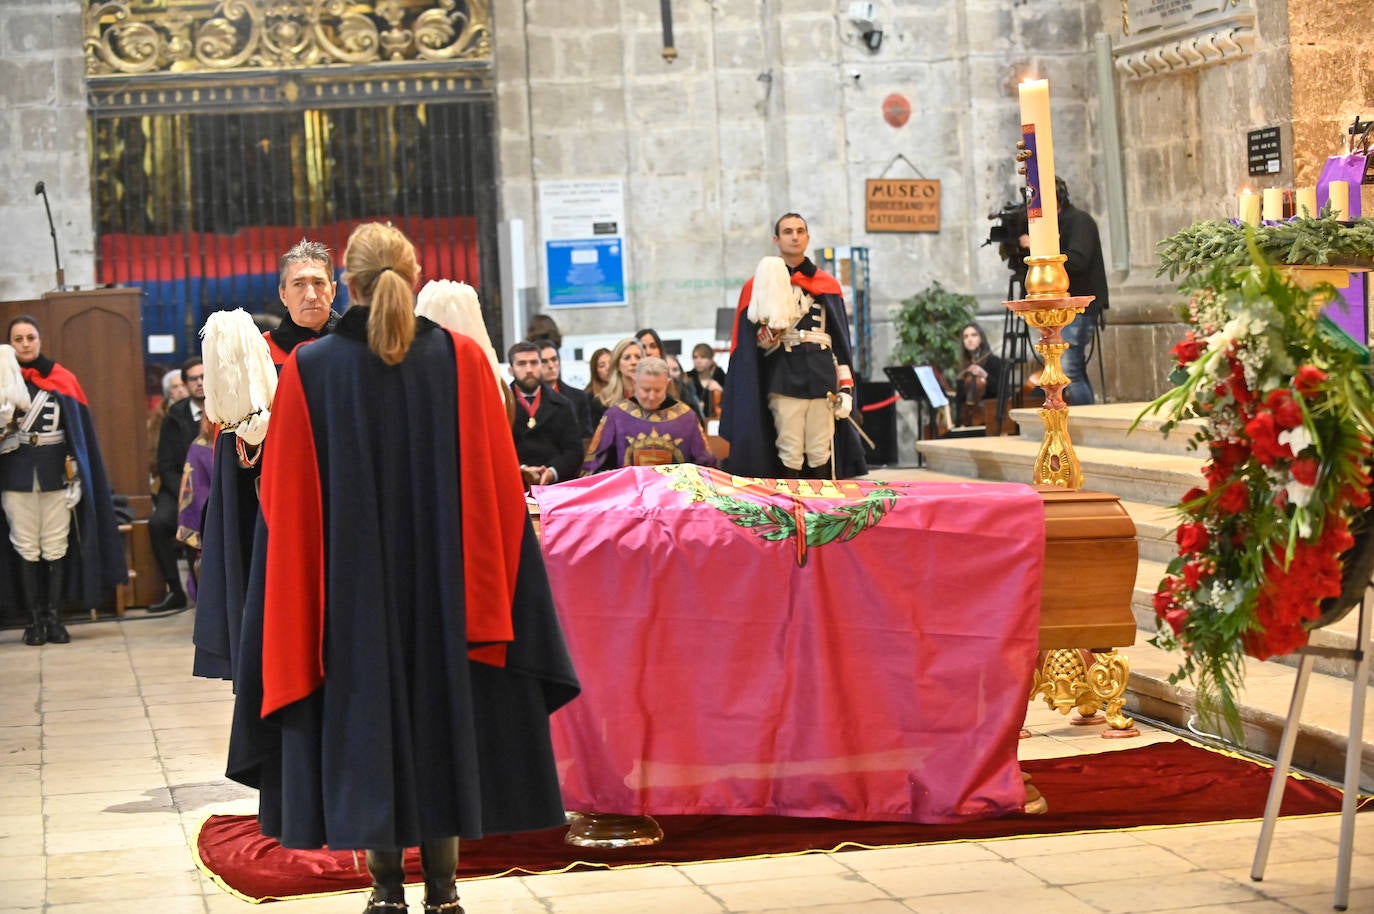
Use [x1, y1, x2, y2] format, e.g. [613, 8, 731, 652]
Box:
[0, 316, 125, 644]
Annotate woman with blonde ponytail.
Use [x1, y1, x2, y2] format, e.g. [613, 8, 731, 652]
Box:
[227, 222, 579, 914]
[339, 222, 420, 365]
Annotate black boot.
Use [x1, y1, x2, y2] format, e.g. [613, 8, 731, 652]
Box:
[780, 465, 803, 479]
[363, 849, 408, 912]
[20, 560, 44, 646]
[419, 838, 462, 913]
[43, 559, 70, 644]
[148, 584, 187, 613]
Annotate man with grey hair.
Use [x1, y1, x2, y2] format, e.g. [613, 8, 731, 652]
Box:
[265, 239, 340, 364]
[193, 239, 338, 679]
[582, 357, 718, 474]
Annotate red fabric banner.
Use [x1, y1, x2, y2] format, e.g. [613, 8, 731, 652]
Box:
[532, 466, 1046, 824]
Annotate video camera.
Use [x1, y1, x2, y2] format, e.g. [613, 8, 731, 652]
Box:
[983, 200, 1029, 278]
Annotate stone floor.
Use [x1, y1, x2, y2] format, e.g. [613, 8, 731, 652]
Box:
[2, 608, 1371, 914]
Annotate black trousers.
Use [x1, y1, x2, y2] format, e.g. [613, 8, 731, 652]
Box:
[148, 488, 183, 595]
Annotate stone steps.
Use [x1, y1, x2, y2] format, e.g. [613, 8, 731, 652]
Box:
[888, 400, 1372, 788]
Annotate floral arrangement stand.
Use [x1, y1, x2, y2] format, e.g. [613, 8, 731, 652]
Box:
[1146, 222, 1374, 911]
[1007, 254, 1139, 738]
[1250, 599, 1369, 912]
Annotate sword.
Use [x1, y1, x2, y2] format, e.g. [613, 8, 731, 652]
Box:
[828, 392, 876, 449]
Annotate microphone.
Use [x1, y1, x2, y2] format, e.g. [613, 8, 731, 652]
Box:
[34, 180, 66, 291]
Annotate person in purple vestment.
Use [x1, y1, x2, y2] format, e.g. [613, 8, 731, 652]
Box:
[582, 357, 719, 475]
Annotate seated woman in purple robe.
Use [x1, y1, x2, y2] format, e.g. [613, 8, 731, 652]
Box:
[582, 357, 719, 475]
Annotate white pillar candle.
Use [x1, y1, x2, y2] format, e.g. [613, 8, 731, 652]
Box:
[1296, 187, 1318, 218]
[1017, 78, 1059, 259]
[1262, 188, 1283, 222]
[1329, 180, 1349, 219]
[1238, 189, 1260, 227]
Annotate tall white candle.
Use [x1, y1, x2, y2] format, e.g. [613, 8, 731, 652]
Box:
[1238, 189, 1260, 227]
[1296, 187, 1317, 218]
[1017, 78, 1059, 259]
[1262, 188, 1283, 222]
[1329, 180, 1349, 219]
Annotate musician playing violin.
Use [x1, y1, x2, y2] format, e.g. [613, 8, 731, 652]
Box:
[953, 322, 1005, 428]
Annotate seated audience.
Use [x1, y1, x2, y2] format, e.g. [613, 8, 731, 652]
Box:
[583, 357, 718, 475]
[508, 341, 582, 488]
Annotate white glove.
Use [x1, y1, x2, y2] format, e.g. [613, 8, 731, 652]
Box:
[834, 391, 853, 421]
[63, 477, 81, 509]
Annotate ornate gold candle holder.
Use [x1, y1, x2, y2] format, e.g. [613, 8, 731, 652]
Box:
[1006, 254, 1094, 490]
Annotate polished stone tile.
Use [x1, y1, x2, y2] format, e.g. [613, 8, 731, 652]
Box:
[545, 884, 726, 914]
[859, 858, 1046, 898]
[680, 852, 851, 885]
[1012, 843, 1196, 884]
[1065, 871, 1268, 912]
[904, 885, 1101, 914]
[46, 869, 203, 904]
[521, 864, 694, 897]
[706, 872, 894, 910]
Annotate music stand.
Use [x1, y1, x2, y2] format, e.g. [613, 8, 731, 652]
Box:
[883, 365, 950, 466]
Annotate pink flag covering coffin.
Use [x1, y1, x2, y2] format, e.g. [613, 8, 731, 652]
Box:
[532, 466, 1046, 824]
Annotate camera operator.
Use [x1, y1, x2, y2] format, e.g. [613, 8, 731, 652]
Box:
[1012, 178, 1108, 406]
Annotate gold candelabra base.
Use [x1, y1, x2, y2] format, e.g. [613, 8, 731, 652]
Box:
[1006, 256, 1094, 490]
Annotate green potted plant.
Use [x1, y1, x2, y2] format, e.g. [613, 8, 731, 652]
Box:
[891, 280, 977, 384]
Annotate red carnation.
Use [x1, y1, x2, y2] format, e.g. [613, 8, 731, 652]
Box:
[1176, 522, 1210, 553]
[1294, 365, 1327, 399]
[1216, 479, 1249, 513]
[1290, 457, 1319, 487]
[1265, 389, 1304, 429]
[1245, 412, 1290, 466]
[1172, 334, 1204, 366]
[1163, 607, 1190, 635]
[1182, 561, 1208, 589]
[1153, 587, 1176, 616]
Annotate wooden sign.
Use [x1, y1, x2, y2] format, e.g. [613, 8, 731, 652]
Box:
[865, 179, 940, 233]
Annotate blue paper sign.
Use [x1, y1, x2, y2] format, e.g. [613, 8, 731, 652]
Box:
[545, 238, 625, 306]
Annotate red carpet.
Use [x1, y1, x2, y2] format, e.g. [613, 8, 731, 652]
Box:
[194, 740, 1369, 902]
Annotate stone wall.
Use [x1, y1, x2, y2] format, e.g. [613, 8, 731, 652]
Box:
[0, 2, 94, 302]
[491, 0, 1103, 359]
[1289, 0, 1374, 187]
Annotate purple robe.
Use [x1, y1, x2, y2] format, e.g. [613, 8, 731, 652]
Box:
[582, 398, 718, 475]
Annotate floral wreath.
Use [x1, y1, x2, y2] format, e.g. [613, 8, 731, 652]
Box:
[1139, 232, 1374, 741]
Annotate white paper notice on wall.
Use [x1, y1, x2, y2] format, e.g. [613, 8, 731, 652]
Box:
[147, 334, 176, 354]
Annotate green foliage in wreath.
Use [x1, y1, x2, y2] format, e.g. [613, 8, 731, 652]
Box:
[1157, 215, 1374, 280]
[891, 281, 977, 383]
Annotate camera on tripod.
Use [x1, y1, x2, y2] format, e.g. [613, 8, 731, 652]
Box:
[984, 200, 1029, 280]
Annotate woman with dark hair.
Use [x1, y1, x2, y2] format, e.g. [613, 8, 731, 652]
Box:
[584, 347, 612, 401]
[525, 313, 562, 350]
[636, 328, 703, 418]
[227, 223, 578, 914]
[689, 342, 726, 418]
[954, 322, 1005, 427]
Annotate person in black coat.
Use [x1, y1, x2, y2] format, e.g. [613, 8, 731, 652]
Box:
[532, 338, 593, 440]
[1056, 177, 1108, 405]
[148, 356, 205, 611]
[508, 341, 583, 487]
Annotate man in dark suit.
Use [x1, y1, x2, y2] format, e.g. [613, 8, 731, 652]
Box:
[148, 356, 204, 611]
[508, 341, 582, 488]
[532, 338, 592, 439]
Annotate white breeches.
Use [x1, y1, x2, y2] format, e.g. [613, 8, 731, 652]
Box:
[3, 489, 71, 562]
[768, 394, 834, 471]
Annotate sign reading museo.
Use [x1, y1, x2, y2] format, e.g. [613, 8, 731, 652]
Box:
[865, 179, 941, 233]
[539, 179, 627, 308]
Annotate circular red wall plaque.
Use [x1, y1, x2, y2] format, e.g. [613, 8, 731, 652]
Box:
[882, 93, 911, 128]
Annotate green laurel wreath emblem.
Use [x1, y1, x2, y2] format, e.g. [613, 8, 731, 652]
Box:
[659, 465, 898, 565]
